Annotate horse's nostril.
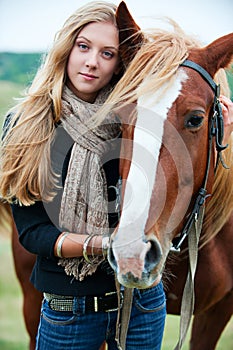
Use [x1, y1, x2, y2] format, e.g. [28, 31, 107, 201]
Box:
[145, 239, 162, 269]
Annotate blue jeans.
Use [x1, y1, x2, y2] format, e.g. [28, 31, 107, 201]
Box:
[36, 281, 166, 350]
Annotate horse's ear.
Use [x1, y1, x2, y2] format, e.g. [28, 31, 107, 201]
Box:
[116, 1, 144, 68]
[191, 33, 233, 77]
[207, 33, 233, 75]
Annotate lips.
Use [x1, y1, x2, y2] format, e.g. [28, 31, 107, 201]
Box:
[80, 72, 98, 80]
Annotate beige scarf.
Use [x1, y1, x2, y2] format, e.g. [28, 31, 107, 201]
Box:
[58, 86, 120, 281]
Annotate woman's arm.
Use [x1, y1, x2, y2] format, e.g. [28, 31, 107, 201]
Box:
[53, 232, 103, 258]
[12, 200, 104, 259]
[11, 201, 61, 258]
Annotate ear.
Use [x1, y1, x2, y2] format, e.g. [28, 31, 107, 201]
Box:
[189, 33, 233, 77]
[116, 1, 144, 68]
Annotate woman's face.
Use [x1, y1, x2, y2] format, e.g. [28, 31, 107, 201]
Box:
[66, 21, 120, 103]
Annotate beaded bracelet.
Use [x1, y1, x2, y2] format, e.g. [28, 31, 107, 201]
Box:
[56, 232, 69, 258]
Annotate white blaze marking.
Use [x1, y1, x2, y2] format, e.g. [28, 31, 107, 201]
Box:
[115, 71, 187, 257]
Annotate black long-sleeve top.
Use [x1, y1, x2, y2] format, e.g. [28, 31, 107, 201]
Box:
[11, 124, 121, 296]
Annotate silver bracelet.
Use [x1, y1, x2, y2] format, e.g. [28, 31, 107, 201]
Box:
[91, 235, 98, 258]
[83, 235, 95, 264]
[56, 232, 69, 258]
[102, 234, 110, 258]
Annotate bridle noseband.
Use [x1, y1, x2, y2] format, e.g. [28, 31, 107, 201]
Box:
[171, 59, 228, 251]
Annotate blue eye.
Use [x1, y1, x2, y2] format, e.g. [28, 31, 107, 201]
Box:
[103, 51, 114, 59]
[78, 43, 88, 51]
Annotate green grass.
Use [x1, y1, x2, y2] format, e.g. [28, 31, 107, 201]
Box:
[0, 236, 29, 350]
[0, 81, 25, 130]
[0, 235, 232, 350]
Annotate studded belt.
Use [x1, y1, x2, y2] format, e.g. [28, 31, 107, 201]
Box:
[44, 291, 123, 313]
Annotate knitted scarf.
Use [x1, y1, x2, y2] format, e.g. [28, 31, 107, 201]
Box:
[58, 86, 120, 281]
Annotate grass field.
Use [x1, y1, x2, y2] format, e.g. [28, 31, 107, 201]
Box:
[0, 81, 24, 114]
[0, 81, 25, 132]
[0, 233, 232, 350]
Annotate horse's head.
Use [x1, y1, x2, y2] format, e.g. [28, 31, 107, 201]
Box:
[108, 2, 233, 289]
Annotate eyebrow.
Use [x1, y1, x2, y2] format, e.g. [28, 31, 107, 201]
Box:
[76, 35, 118, 52]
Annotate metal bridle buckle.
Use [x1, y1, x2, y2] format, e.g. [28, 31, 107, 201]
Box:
[104, 291, 123, 313]
[108, 177, 122, 220]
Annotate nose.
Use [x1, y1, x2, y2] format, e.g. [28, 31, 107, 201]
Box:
[85, 51, 98, 69]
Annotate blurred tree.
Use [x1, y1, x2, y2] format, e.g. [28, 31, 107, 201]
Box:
[0, 52, 42, 85]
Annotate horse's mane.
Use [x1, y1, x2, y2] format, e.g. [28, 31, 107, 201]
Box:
[94, 21, 233, 246]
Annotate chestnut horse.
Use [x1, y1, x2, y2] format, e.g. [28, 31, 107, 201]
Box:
[1, 2, 233, 349]
[106, 2, 233, 350]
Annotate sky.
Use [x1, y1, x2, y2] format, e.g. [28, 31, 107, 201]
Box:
[0, 0, 232, 52]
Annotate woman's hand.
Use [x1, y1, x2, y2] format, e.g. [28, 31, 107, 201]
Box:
[220, 95, 233, 144]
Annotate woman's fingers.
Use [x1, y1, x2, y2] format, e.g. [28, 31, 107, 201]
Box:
[219, 95, 233, 143]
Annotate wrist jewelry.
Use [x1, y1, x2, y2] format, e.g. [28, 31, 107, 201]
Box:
[83, 234, 95, 264]
[102, 234, 110, 258]
[56, 232, 69, 258]
[91, 234, 99, 258]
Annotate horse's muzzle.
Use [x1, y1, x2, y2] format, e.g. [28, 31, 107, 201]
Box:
[108, 235, 163, 288]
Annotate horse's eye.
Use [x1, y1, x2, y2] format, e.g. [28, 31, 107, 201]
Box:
[185, 114, 204, 129]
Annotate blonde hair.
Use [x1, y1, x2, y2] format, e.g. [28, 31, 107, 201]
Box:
[0, 1, 119, 205]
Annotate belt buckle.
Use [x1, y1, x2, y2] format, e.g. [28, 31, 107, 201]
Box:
[49, 297, 73, 312]
[104, 291, 123, 313]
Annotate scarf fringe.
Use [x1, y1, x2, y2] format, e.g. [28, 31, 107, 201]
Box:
[58, 256, 105, 281]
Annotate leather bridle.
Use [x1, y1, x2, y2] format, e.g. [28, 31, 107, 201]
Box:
[171, 59, 229, 350]
[171, 59, 228, 251]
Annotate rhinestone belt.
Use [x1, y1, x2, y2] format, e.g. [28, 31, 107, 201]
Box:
[44, 291, 123, 313]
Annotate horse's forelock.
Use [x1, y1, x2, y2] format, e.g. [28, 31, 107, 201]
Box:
[112, 28, 198, 106]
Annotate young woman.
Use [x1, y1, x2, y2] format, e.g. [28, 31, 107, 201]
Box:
[0, 2, 166, 349]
